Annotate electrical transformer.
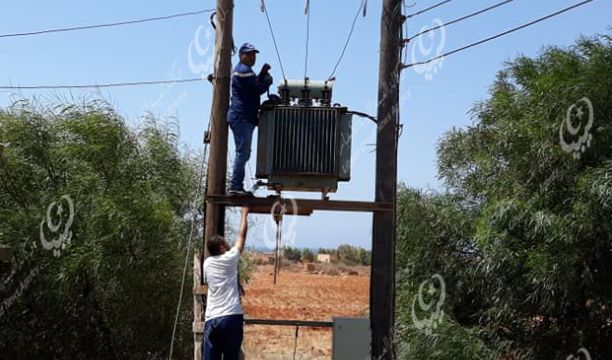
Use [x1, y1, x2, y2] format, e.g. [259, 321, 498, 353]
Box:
[255, 79, 352, 194]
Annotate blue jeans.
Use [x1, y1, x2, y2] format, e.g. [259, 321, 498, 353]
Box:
[203, 314, 244, 360]
[229, 121, 256, 191]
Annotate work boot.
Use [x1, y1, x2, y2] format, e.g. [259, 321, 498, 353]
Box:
[228, 188, 254, 197]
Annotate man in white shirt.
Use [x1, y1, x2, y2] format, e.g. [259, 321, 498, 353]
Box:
[202, 206, 249, 360]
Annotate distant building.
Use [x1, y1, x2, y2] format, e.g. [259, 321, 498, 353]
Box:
[317, 253, 336, 263]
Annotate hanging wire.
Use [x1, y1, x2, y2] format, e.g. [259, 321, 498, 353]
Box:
[0, 8, 215, 38]
[327, 0, 366, 81]
[261, 0, 288, 81]
[409, 0, 516, 41]
[403, 0, 595, 68]
[304, 1, 311, 80]
[0, 78, 204, 90]
[168, 131, 208, 360]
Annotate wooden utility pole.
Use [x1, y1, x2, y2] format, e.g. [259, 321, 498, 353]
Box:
[194, 0, 233, 359]
[205, 0, 233, 242]
[371, 0, 401, 358]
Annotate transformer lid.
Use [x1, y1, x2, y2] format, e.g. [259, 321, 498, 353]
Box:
[278, 79, 334, 100]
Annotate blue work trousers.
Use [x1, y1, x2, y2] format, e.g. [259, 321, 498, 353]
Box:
[229, 121, 256, 191]
[202, 314, 244, 360]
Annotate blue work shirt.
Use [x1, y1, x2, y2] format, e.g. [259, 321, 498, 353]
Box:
[227, 62, 273, 125]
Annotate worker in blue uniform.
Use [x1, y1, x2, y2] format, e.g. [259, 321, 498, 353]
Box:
[227, 43, 273, 196]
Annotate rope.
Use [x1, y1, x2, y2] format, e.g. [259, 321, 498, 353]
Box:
[272, 196, 286, 285]
[304, 1, 311, 80]
[327, 0, 366, 81]
[409, 0, 516, 40]
[168, 138, 208, 360]
[403, 0, 595, 68]
[261, 0, 288, 81]
[292, 325, 300, 360]
[0, 8, 215, 39]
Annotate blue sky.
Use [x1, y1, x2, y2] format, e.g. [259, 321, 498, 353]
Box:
[1, 0, 610, 250]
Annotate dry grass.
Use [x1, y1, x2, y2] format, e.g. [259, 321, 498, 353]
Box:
[241, 264, 370, 359]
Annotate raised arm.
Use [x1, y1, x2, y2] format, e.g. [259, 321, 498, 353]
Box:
[235, 206, 249, 253]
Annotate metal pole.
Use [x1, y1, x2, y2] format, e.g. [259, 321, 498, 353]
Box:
[371, 0, 401, 358]
[195, 0, 233, 359]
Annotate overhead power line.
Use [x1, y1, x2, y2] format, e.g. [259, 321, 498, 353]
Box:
[409, 0, 516, 40]
[0, 8, 215, 39]
[304, 1, 311, 79]
[260, 0, 288, 80]
[328, 0, 367, 80]
[0, 78, 204, 90]
[407, 0, 454, 18]
[403, 0, 595, 68]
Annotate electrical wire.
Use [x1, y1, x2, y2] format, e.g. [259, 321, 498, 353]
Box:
[327, 0, 366, 81]
[168, 134, 208, 360]
[409, 0, 516, 40]
[347, 110, 377, 123]
[407, 0, 454, 18]
[304, 1, 311, 80]
[0, 8, 215, 39]
[403, 0, 595, 68]
[261, 1, 288, 81]
[0, 78, 204, 90]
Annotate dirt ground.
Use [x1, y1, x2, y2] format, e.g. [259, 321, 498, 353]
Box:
[241, 264, 370, 359]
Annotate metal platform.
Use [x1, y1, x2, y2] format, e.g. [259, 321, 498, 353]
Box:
[206, 195, 393, 216]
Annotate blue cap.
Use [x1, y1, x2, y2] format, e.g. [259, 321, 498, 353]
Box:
[239, 43, 259, 54]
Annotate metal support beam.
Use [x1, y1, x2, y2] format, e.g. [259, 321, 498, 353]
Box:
[244, 318, 333, 328]
[371, 0, 401, 358]
[206, 195, 393, 214]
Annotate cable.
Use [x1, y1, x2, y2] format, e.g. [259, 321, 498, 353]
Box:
[347, 110, 377, 123]
[327, 0, 366, 81]
[304, 1, 311, 80]
[407, 0, 454, 18]
[168, 136, 208, 360]
[409, 0, 516, 40]
[261, 1, 288, 81]
[403, 0, 595, 68]
[0, 8, 215, 39]
[0, 78, 204, 90]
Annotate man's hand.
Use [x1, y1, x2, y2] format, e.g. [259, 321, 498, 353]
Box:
[260, 63, 271, 76]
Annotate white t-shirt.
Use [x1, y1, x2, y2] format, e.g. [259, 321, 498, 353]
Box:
[204, 246, 243, 321]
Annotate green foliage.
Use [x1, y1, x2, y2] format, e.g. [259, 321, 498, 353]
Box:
[0, 100, 202, 359]
[317, 245, 371, 265]
[301, 248, 315, 262]
[396, 35, 612, 359]
[336, 244, 371, 266]
[283, 246, 302, 261]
